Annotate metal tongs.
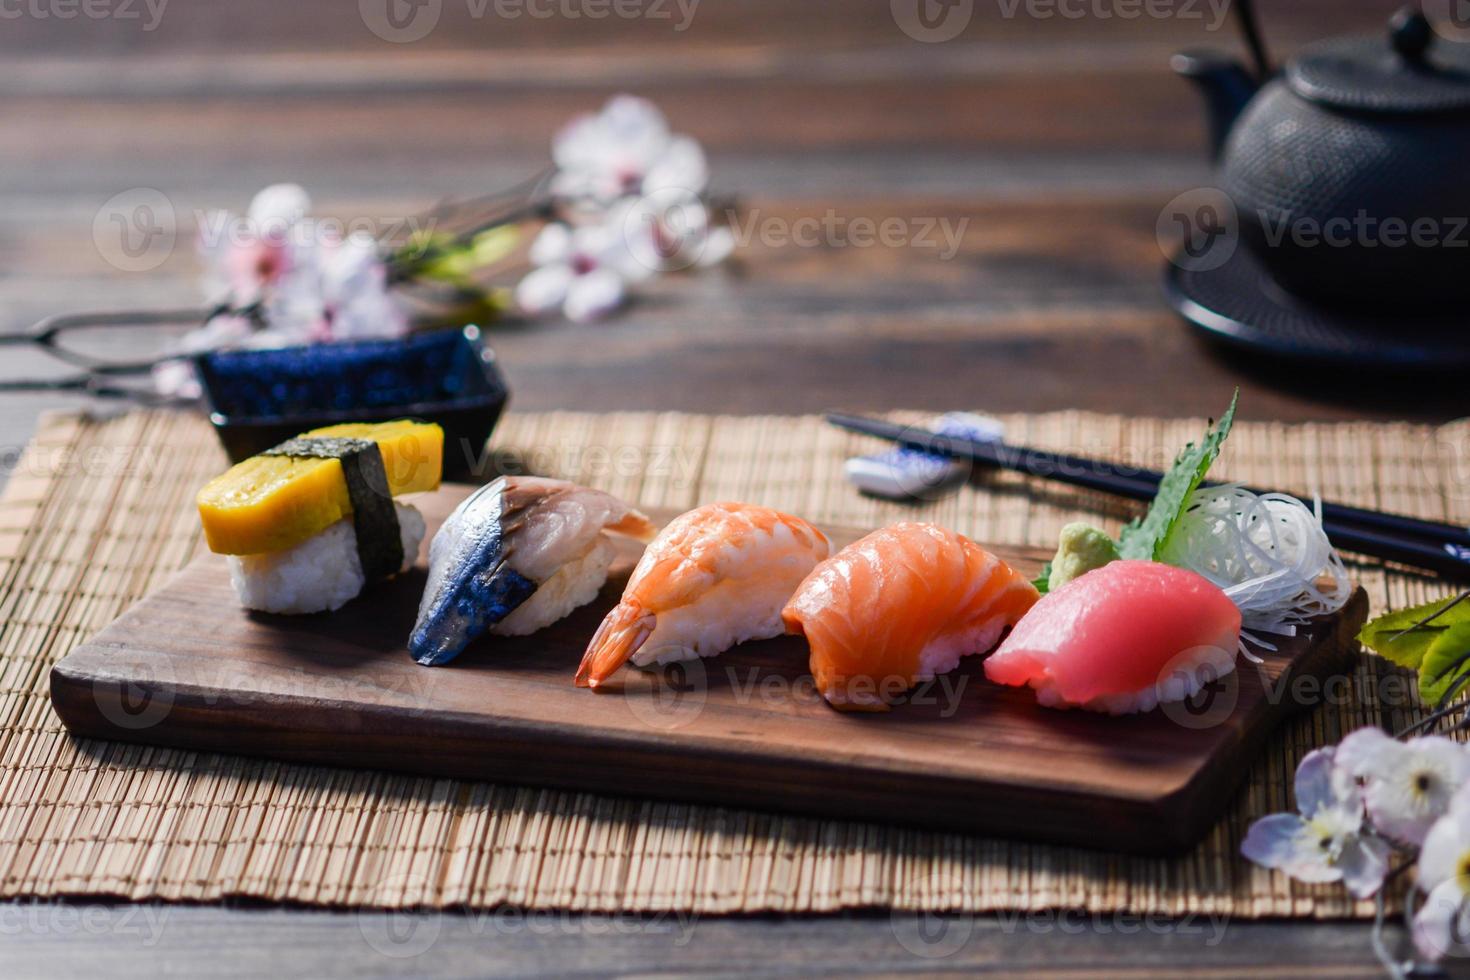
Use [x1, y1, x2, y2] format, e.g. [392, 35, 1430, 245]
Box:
[0, 306, 237, 404]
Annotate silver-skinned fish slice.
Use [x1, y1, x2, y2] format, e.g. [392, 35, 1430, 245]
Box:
[409, 477, 655, 666]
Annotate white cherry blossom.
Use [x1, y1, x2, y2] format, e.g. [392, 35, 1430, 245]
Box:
[620, 189, 736, 274]
[515, 219, 652, 323]
[266, 231, 408, 342]
[1413, 782, 1470, 961]
[550, 95, 708, 207]
[194, 184, 406, 344]
[1240, 747, 1390, 898]
[1336, 726, 1470, 846]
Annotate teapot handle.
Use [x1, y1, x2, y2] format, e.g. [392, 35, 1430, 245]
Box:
[1233, 0, 1271, 80]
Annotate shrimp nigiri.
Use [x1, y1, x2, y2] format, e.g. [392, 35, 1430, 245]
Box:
[782, 522, 1039, 711]
[575, 502, 830, 688]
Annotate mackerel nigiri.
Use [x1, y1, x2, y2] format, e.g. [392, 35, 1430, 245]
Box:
[983, 559, 1241, 715]
[781, 522, 1039, 711]
[409, 477, 655, 666]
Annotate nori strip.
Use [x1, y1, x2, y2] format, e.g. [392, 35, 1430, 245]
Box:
[263, 437, 404, 582]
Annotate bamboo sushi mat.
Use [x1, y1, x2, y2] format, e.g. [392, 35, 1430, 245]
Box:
[0, 407, 1461, 918]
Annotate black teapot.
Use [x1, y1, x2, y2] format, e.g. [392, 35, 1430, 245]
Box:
[1173, 4, 1470, 313]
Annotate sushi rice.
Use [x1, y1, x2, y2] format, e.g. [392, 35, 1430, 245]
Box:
[491, 536, 617, 637]
[629, 570, 794, 668]
[228, 503, 426, 615]
[1027, 639, 1238, 716]
[914, 617, 1012, 683]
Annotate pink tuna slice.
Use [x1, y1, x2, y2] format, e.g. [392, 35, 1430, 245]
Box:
[984, 560, 1242, 712]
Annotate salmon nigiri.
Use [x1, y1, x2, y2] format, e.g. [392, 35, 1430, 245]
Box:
[575, 502, 830, 688]
[983, 559, 1241, 715]
[781, 522, 1039, 712]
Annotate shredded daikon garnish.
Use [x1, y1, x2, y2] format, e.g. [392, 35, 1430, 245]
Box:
[1160, 483, 1351, 661]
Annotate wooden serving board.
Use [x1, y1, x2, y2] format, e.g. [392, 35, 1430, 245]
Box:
[50, 485, 1368, 855]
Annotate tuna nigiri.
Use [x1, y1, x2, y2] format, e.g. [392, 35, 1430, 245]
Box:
[983, 559, 1242, 715]
[781, 522, 1039, 712]
[575, 502, 830, 688]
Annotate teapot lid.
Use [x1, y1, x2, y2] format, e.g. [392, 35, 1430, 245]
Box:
[1288, 9, 1470, 114]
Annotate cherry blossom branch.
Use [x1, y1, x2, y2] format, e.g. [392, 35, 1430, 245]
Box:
[1371, 884, 1413, 980]
[1388, 590, 1470, 643]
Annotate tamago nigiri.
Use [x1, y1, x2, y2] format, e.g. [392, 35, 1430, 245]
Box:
[782, 522, 1039, 711]
[575, 502, 830, 688]
[197, 420, 442, 615]
[983, 559, 1242, 715]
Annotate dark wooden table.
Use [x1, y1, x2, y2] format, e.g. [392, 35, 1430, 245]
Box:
[0, 1, 1444, 975]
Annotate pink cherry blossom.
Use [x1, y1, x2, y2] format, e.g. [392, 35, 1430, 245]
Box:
[155, 185, 407, 398]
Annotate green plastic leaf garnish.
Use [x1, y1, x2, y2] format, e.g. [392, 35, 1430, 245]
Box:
[1416, 622, 1470, 706]
[1359, 592, 1470, 671]
[1117, 390, 1238, 561]
[1030, 391, 1238, 593]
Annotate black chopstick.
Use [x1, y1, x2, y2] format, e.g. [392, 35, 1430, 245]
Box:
[827, 412, 1470, 580]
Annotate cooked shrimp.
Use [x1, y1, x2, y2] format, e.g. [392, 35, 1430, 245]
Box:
[574, 502, 830, 688]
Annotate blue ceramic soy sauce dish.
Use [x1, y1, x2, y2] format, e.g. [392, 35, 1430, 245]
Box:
[195, 326, 509, 481]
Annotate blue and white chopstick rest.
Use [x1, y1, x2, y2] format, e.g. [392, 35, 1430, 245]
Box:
[843, 412, 1005, 501]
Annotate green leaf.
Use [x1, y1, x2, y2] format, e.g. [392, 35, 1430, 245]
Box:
[1359, 592, 1470, 671]
[1032, 563, 1052, 594]
[1117, 390, 1238, 561]
[392, 226, 521, 287]
[1417, 622, 1470, 706]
